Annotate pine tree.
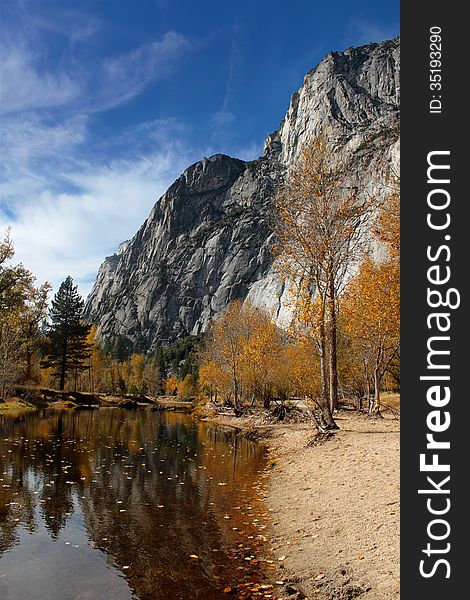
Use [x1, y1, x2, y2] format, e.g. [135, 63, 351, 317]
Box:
[42, 276, 92, 390]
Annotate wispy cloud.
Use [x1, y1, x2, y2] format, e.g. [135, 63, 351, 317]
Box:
[1, 113, 198, 297]
[236, 141, 263, 161]
[0, 43, 81, 115]
[1, 29, 190, 116]
[0, 7, 263, 300]
[347, 16, 399, 46]
[221, 18, 245, 114]
[1, 113, 88, 201]
[208, 18, 246, 147]
[96, 32, 189, 110]
[1, 11, 194, 299]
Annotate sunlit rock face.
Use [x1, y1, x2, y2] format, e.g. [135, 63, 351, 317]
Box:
[84, 38, 400, 352]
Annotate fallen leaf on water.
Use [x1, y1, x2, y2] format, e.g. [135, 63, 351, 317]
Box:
[223, 587, 232, 593]
[190, 554, 199, 559]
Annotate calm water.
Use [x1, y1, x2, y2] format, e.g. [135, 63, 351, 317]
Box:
[0, 409, 272, 599]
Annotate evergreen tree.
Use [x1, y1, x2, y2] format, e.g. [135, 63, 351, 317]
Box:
[42, 276, 92, 390]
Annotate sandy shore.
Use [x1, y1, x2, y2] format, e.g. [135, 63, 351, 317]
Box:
[206, 410, 400, 599]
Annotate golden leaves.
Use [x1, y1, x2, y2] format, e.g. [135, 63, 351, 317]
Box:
[199, 301, 289, 404]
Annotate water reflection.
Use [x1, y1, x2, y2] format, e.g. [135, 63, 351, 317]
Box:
[0, 409, 272, 599]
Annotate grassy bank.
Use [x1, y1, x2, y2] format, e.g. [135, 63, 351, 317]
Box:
[0, 398, 38, 413]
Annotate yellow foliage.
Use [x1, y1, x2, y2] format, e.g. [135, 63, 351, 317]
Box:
[341, 255, 400, 403]
[163, 375, 179, 396]
[200, 301, 288, 405]
[342, 256, 400, 343]
[177, 374, 195, 399]
[374, 175, 400, 259]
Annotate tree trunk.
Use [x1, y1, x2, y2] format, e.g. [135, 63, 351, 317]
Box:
[319, 301, 338, 430]
[59, 337, 68, 391]
[25, 350, 33, 383]
[319, 327, 329, 410]
[328, 275, 339, 413]
[233, 374, 239, 408]
[369, 340, 385, 417]
[372, 367, 383, 416]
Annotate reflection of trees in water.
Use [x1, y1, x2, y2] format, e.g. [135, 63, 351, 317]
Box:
[1, 414, 39, 553]
[0, 410, 270, 598]
[76, 413, 269, 598]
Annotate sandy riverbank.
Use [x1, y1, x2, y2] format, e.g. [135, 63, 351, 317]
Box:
[205, 410, 400, 599]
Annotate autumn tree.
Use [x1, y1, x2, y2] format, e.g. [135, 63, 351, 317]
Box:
[141, 356, 161, 396]
[198, 359, 230, 403]
[0, 316, 22, 399]
[239, 307, 287, 408]
[19, 282, 51, 383]
[163, 375, 179, 396]
[281, 338, 321, 403]
[281, 292, 336, 424]
[0, 230, 31, 313]
[374, 173, 400, 259]
[199, 301, 291, 408]
[41, 276, 92, 390]
[0, 231, 50, 397]
[199, 301, 250, 407]
[341, 256, 399, 414]
[340, 177, 400, 412]
[177, 374, 196, 399]
[273, 137, 371, 428]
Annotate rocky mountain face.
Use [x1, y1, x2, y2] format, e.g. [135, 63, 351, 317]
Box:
[84, 37, 400, 352]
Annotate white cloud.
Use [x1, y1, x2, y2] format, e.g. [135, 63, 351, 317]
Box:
[0, 25, 195, 300]
[236, 141, 263, 161]
[1, 146, 195, 299]
[0, 24, 264, 301]
[347, 16, 399, 46]
[1, 30, 190, 116]
[0, 113, 88, 202]
[0, 108, 262, 300]
[210, 111, 235, 126]
[0, 107, 199, 300]
[0, 44, 81, 115]
[94, 32, 190, 111]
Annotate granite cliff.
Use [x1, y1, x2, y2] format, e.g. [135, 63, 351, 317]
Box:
[84, 38, 400, 352]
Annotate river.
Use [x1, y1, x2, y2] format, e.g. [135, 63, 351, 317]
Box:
[0, 408, 273, 599]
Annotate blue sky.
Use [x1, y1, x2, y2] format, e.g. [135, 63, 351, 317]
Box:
[0, 0, 399, 298]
